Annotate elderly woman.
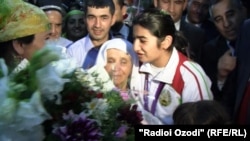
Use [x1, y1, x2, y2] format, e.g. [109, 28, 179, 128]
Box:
[0, 0, 50, 72]
[94, 38, 139, 100]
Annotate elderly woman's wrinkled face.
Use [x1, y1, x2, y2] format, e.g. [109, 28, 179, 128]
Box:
[104, 48, 133, 90]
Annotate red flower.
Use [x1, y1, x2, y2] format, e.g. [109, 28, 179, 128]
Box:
[96, 93, 104, 98]
[117, 104, 143, 125]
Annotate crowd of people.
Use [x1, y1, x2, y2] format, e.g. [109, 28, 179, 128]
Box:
[0, 0, 250, 130]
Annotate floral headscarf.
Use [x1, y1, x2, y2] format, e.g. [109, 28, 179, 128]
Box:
[0, 0, 50, 42]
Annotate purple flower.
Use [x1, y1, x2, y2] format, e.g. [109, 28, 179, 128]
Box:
[53, 111, 103, 141]
[115, 125, 128, 138]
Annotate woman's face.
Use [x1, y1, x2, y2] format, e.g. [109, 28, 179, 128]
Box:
[22, 31, 50, 60]
[66, 14, 87, 40]
[133, 25, 167, 67]
[104, 48, 133, 90]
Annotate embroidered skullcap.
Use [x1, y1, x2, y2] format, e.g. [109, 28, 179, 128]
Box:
[0, 0, 50, 42]
[38, 0, 63, 14]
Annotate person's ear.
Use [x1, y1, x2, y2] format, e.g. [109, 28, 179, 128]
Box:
[161, 35, 173, 50]
[12, 40, 24, 55]
[111, 15, 117, 26]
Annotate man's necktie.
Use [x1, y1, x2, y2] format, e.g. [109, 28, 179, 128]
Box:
[82, 47, 99, 69]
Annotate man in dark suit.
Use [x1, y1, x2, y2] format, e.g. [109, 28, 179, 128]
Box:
[153, 0, 206, 63]
[200, 0, 246, 118]
[233, 19, 250, 124]
[184, 0, 219, 42]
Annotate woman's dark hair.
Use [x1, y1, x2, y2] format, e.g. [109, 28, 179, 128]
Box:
[0, 35, 34, 71]
[16, 34, 34, 44]
[133, 8, 176, 48]
[173, 100, 231, 125]
[174, 31, 189, 56]
[132, 8, 189, 52]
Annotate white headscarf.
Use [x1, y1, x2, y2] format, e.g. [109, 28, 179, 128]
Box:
[95, 38, 138, 67]
[95, 38, 139, 84]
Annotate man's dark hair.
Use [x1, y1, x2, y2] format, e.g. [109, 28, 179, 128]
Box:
[84, 0, 115, 15]
[209, 0, 243, 14]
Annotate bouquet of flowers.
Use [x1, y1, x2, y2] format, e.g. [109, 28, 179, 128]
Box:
[0, 45, 143, 141]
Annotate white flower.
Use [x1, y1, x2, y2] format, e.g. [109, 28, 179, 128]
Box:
[15, 91, 52, 130]
[0, 98, 17, 124]
[36, 64, 69, 104]
[44, 42, 65, 58]
[51, 58, 77, 76]
[0, 59, 10, 104]
[0, 125, 45, 141]
[0, 75, 9, 103]
[0, 59, 8, 76]
[85, 65, 115, 92]
[85, 98, 109, 124]
[0, 91, 51, 141]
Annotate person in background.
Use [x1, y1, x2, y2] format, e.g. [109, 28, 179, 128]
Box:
[185, 0, 219, 42]
[130, 8, 213, 125]
[65, 0, 86, 12]
[66, 0, 116, 69]
[38, 0, 73, 52]
[0, 0, 50, 72]
[111, 0, 131, 41]
[94, 38, 139, 100]
[233, 19, 250, 125]
[199, 0, 246, 117]
[25, 0, 38, 5]
[241, 0, 250, 18]
[173, 31, 191, 58]
[173, 100, 231, 125]
[153, 0, 206, 63]
[124, 0, 131, 6]
[62, 9, 88, 43]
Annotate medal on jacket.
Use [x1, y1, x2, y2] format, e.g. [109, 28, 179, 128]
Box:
[159, 89, 171, 106]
